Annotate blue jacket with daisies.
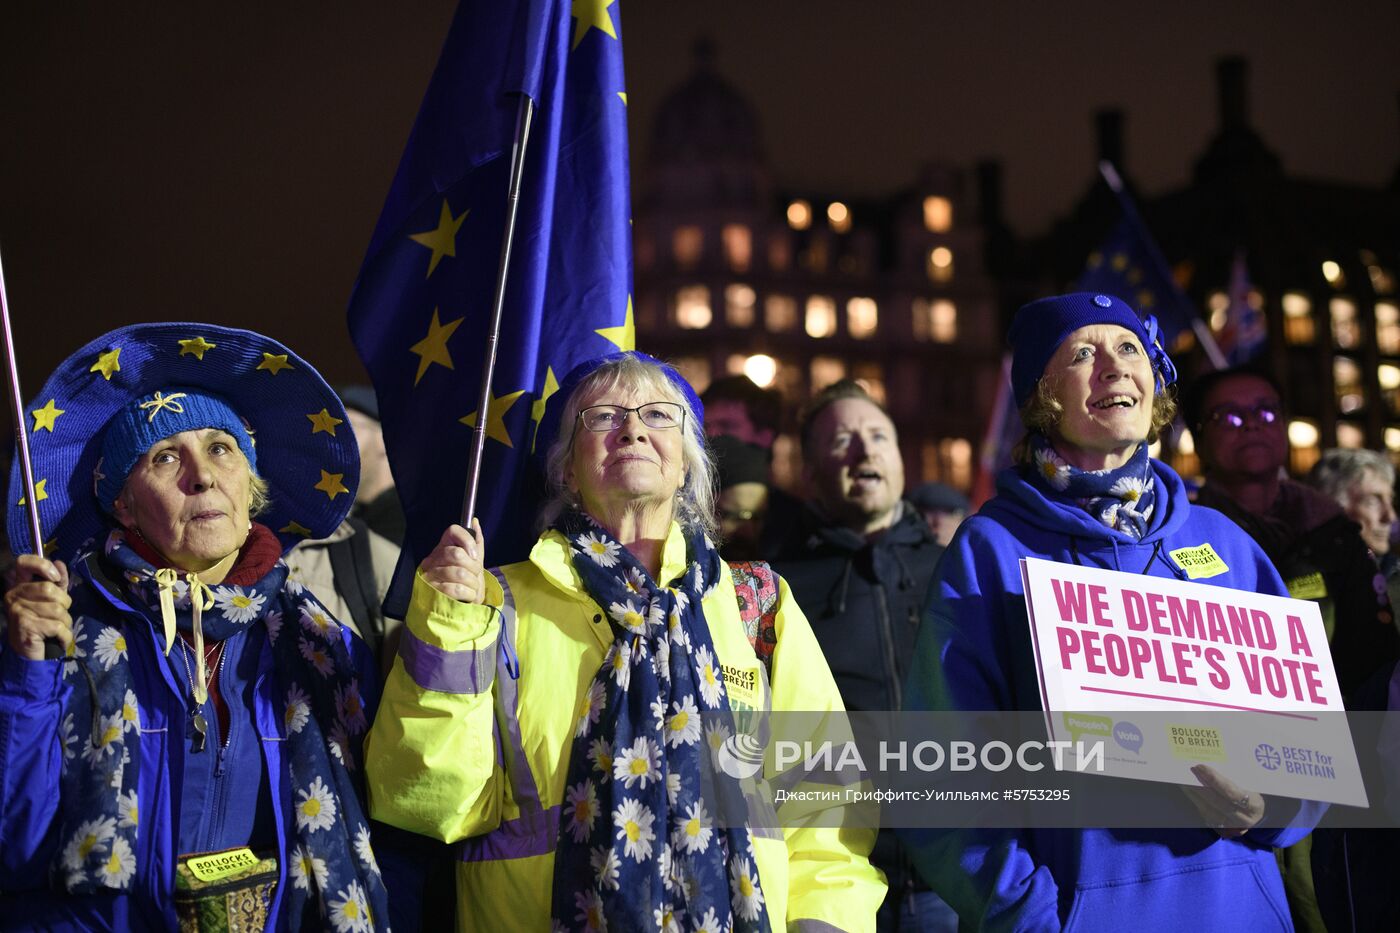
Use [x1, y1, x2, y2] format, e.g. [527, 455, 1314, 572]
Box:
[0, 538, 382, 931]
[900, 458, 1327, 932]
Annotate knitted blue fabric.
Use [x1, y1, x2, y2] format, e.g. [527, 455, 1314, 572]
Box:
[95, 388, 257, 513]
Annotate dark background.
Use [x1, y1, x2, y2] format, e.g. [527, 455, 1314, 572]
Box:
[1, 1, 1396, 397]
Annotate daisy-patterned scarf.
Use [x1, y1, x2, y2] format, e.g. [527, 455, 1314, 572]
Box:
[550, 509, 771, 933]
[1027, 436, 1157, 539]
[51, 526, 390, 931]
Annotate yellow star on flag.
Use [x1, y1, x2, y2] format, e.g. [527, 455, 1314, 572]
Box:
[280, 520, 313, 537]
[1111, 253, 1129, 272]
[257, 353, 293, 375]
[314, 470, 349, 501]
[307, 409, 344, 436]
[595, 296, 635, 351]
[178, 336, 217, 360]
[410, 308, 464, 385]
[618, 92, 627, 106]
[31, 399, 65, 433]
[1137, 290, 1157, 309]
[17, 478, 48, 505]
[409, 200, 469, 278]
[460, 389, 527, 448]
[571, 0, 617, 49]
[530, 367, 560, 452]
[91, 348, 121, 380]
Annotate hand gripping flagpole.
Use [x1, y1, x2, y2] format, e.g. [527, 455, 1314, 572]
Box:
[461, 93, 536, 527]
[0, 245, 45, 559]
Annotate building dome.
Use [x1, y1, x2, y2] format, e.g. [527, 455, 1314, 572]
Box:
[650, 39, 763, 164]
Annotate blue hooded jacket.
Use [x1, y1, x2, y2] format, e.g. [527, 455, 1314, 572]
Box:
[901, 458, 1326, 932]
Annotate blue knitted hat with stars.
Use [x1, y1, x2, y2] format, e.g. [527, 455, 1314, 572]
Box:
[7, 323, 360, 562]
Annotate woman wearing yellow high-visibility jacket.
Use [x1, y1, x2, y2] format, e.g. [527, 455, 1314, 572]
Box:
[366, 353, 885, 932]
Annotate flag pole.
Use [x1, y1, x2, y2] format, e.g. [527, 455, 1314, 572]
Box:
[1098, 161, 1228, 369]
[461, 93, 536, 527]
[0, 245, 45, 557]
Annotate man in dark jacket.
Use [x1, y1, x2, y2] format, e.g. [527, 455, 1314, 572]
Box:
[772, 379, 950, 931]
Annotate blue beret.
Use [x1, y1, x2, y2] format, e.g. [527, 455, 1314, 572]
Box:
[1008, 292, 1178, 409]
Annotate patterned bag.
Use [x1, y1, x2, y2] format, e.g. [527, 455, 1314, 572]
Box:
[173, 847, 278, 933]
[728, 561, 779, 677]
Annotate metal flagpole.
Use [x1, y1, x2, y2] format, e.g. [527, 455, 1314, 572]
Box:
[0, 244, 45, 557]
[1098, 161, 1228, 369]
[460, 93, 536, 527]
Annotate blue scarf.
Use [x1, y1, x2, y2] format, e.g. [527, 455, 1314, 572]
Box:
[52, 528, 390, 931]
[1027, 436, 1157, 539]
[549, 511, 771, 933]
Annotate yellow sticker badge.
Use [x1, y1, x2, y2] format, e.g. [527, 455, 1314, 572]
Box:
[1286, 571, 1328, 601]
[1168, 543, 1230, 580]
[186, 847, 258, 882]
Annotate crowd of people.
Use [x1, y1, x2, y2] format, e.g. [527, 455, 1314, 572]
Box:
[2, 293, 1398, 931]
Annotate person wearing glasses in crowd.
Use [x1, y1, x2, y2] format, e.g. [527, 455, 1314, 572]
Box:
[366, 352, 884, 931]
[902, 295, 1325, 931]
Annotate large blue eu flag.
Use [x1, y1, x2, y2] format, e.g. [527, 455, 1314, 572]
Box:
[347, 0, 634, 589]
[1076, 214, 1199, 349]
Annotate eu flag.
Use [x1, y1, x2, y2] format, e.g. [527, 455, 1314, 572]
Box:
[347, 0, 634, 594]
[1076, 214, 1200, 348]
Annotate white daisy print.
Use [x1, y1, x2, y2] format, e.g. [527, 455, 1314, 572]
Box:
[576, 681, 606, 738]
[606, 642, 632, 691]
[666, 608, 690, 650]
[652, 636, 672, 681]
[623, 566, 650, 597]
[564, 780, 600, 843]
[666, 771, 682, 807]
[119, 689, 140, 733]
[658, 846, 676, 891]
[1108, 475, 1147, 503]
[589, 844, 620, 891]
[654, 905, 683, 933]
[295, 775, 338, 832]
[63, 626, 88, 676]
[336, 682, 368, 735]
[354, 824, 380, 876]
[298, 637, 334, 677]
[730, 856, 765, 921]
[300, 602, 339, 639]
[575, 532, 621, 568]
[704, 721, 732, 768]
[264, 609, 284, 644]
[329, 721, 354, 771]
[608, 600, 649, 635]
[98, 836, 136, 887]
[650, 696, 667, 732]
[117, 789, 139, 829]
[588, 737, 613, 779]
[694, 907, 722, 933]
[92, 628, 128, 670]
[282, 571, 306, 596]
[613, 798, 656, 862]
[212, 585, 266, 623]
[574, 889, 607, 933]
[675, 799, 713, 854]
[613, 736, 662, 789]
[329, 881, 372, 933]
[284, 684, 311, 735]
[289, 844, 329, 892]
[83, 711, 124, 766]
[60, 712, 78, 763]
[694, 645, 723, 708]
[1034, 447, 1072, 491]
[666, 695, 702, 748]
[61, 817, 115, 872]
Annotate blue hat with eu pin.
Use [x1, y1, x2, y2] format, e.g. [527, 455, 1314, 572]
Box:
[6, 323, 360, 563]
[1007, 292, 1179, 409]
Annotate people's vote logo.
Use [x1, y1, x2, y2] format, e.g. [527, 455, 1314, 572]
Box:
[1254, 744, 1282, 771]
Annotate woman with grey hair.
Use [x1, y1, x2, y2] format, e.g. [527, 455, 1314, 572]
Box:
[1309, 448, 1397, 559]
[366, 352, 884, 931]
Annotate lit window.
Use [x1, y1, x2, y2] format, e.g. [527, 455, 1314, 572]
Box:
[923, 196, 952, 233]
[1282, 292, 1315, 345]
[672, 355, 711, 394]
[847, 297, 878, 339]
[1207, 290, 1229, 332]
[805, 295, 837, 338]
[1331, 298, 1361, 349]
[942, 438, 973, 490]
[1337, 422, 1365, 449]
[722, 224, 752, 272]
[675, 285, 712, 329]
[672, 226, 703, 269]
[1377, 302, 1400, 355]
[787, 200, 812, 231]
[1380, 364, 1400, 416]
[725, 284, 756, 327]
[1288, 419, 1321, 475]
[767, 236, 792, 271]
[1386, 427, 1400, 455]
[1177, 429, 1195, 456]
[827, 202, 852, 233]
[852, 361, 886, 404]
[912, 298, 957, 342]
[1334, 357, 1364, 413]
[1368, 264, 1395, 294]
[743, 354, 778, 388]
[810, 356, 846, 391]
[1322, 260, 1346, 288]
[928, 246, 954, 284]
[765, 295, 797, 332]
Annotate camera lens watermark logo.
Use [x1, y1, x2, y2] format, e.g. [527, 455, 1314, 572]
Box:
[717, 733, 765, 780]
[1254, 743, 1281, 771]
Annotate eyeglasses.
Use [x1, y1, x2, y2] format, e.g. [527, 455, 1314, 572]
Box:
[578, 402, 686, 433]
[1205, 404, 1282, 430]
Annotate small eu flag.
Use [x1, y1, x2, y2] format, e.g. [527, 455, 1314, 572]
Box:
[347, 0, 635, 600]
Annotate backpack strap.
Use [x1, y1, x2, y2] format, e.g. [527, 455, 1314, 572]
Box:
[329, 516, 383, 658]
[728, 560, 780, 677]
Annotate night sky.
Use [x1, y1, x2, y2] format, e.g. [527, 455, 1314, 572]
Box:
[0, 1, 1396, 402]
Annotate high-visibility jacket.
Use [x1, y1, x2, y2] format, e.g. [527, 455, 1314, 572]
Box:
[366, 524, 886, 931]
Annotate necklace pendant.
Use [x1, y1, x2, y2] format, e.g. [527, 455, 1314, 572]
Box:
[191, 712, 209, 752]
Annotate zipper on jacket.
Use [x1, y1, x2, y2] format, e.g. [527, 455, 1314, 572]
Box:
[873, 586, 902, 709]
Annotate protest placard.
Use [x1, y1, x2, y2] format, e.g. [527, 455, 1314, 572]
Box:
[1020, 557, 1367, 806]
